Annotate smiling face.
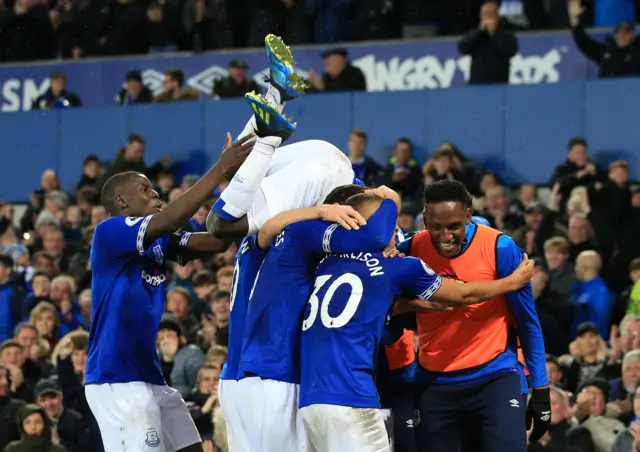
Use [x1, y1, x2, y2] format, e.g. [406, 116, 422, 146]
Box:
[424, 201, 471, 258]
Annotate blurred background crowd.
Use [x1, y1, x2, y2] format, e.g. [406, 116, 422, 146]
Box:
[2, 0, 640, 451]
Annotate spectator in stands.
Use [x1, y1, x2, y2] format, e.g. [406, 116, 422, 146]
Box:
[0, 203, 27, 264]
[32, 72, 82, 110]
[607, 350, 640, 425]
[307, 48, 367, 93]
[49, 0, 82, 59]
[546, 355, 565, 387]
[100, 0, 146, 56]
[573, 378, 625, 452]
[115, 70, 154, 105]
[549, 137, 605, 204]
[30, 302, 60, 353]
[157, 314, 205, 398]
[569, 0, 640, 78]
[568, 213, 597, 262]
[212, 59, 260, 100]
[166, 287, 200, 345]
[155, 170, 176, 202]
[612, 381, 640, 451]
[154, 69, 200, 102]
[95, 134, 171, 191]
[67, 226, 93, 294]
[89, 206, 106, 227]
[0, 255, 24, 342]
[75, 156, 101, 191]
[347, 129, 382, 187]
[513, 202, 565, 258]
[183, 0, 232, 51]
[544, 237, 577, 302]
[564, 323, 620, 393]
[50, 275, 86, 335]
[34, 379, 88, 452]
[2, 0, 55, 62]
[527, 385, 595, 452]
[573, 251, 614, 338]
[4, 403, 67, 452]
[0, 363, 24, 451]
[457, 0, 518, 85]
[186, 365, 219, 441]
[533, 258, 574, 356]
[380, 138, 422, 201]
[14, 325, 49, 374]
[145, 3, 179, 53]
[482, 185, 524, 232]
[0, 340, 35, 402]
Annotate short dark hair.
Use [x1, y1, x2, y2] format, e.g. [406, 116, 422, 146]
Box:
[32, 271, 51, 281]
[76, 186, 98, 204]
[165, 69, 184, 86]
[350, 129, 368, 143]
[545, 354, 560, 368]
[83, 155, 100, 166]
[567, 137, 588, 150]
[101, 171, 140, 215]
[127, 134, 145, 145]
[423, 180, 473, 209]
[345, 193, 383, 212]
[324, 184, 366, 205]
[396, 137, 413, 150]
[0, 254, 13, 270]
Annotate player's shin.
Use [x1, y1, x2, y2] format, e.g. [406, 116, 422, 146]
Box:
[214, 136, 282, 229]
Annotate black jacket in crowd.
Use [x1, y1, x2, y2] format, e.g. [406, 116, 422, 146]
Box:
[32, 89, 83, 110]
[458, 25, 518, 84]
[548, 160, 606, 202]
[527, 420, 595, 452]
[0, 396, 25, 451]
[573, 25, 640, 78]
[115, 86, 154, 105]
[212, 77, 261, 99]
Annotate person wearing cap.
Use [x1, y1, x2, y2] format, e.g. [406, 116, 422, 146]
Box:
[564, 322, 620, 395]
[32, 72, 82, 110]
[212, 59, 260, 100]
[116, 70, 154, 105]
[34, 379, 89, 452]
[513, 201, 566, 258]
[572, 378, 625, 452]
[307, 47, 367, 93]
[569, 0, 640, 78]
[157, 314, 205, 399]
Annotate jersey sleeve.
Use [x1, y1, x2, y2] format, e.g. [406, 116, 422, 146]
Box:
[306, 198, 399, 255]
[165, 231, 194, 265]
[496, 235, 548, 388]
[93, 215, 154, 259]
[396, 235, 414, 255]
[396, 257, 443, 300]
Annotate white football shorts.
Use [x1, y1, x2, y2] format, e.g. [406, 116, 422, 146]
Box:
[86, 381, 201, 452]
[218, 379, 246, 452]
[300, 404, 390, 452]
[234, 377, 314, 452]
[248, 140, 355, 231]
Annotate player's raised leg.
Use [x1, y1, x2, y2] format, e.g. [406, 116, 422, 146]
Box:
[235, 34, 305, 141]
[211, 92, 296, 236]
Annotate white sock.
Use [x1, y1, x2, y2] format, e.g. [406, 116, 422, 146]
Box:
[217, 136, 282, 219]
[265, 85, 285, 113]
[236, 116, 258, 142]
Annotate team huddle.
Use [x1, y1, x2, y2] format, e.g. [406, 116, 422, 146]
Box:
[84, 36, 552, 452]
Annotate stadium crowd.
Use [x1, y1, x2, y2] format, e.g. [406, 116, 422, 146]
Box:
[0, 126, 638, 452]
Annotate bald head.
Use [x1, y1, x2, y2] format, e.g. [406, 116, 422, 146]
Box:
[575, 250, 602, 281]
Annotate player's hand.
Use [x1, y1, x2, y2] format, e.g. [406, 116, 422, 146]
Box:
[508, 253, 534, 290]
[317, 205, 366, 230]
[202, 440, 216, 452]
[216, 133, 254, 172]
[159, 338, 179, 362]
[382, 246, 404, 258]
[526, 387, 551, 443]
[51, 427, 60, 445]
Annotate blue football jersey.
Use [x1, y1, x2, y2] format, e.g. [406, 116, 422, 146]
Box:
[239, 199, 398, 384]
[220, 235, 266, 381]
[299, 253, 442, 409]
[85, 215, 191, 386]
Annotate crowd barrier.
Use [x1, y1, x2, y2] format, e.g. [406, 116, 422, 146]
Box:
[1, 78, 638, 201]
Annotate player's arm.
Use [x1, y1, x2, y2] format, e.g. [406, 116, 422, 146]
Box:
[165, 231, 234, 265]
[256, 205, 366, 249]
[206, 212, 250, 240]
[143, 135, 254, 248]
[312, 198, 398, 254]
[496, 235, 548, 389]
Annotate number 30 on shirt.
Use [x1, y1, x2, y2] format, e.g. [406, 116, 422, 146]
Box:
[302, 273, 363, 330]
